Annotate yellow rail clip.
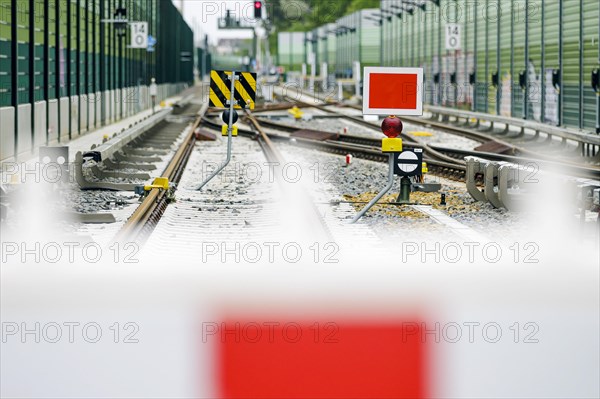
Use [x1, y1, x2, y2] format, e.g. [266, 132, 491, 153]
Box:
[422, 162, 428, 174]
[144, 177, 169, 191]
[410, 131, 433, 137]
[288, 106, 304, 119]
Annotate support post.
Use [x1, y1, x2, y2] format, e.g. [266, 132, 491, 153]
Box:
[301, 63, 307, 89]
[321, 62, 328, 92]
[29, 0, 35, 150]
[350, 154, 395, 224]
[11, 0, 18, 157]
[309, 58, 315, 93]
[55, 0, 61, 139]
[195, 71, 236, 191]
[44, 0, 49, 144]
[397, 176, 412, 204]
[353, 61, 361, 98]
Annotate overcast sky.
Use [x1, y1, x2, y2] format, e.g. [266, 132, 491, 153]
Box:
[174, 0, 257, 46]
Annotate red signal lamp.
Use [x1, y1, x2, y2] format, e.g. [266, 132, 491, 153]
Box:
[254, 1, 263, 18]
[381, 115, 403, 138]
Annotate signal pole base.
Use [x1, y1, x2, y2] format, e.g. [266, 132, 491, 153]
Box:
[396, 176, 413, 204]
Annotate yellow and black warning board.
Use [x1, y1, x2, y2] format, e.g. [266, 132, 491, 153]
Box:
[209, 70, 256, 110]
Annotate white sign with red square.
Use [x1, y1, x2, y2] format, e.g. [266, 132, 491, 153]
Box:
[362, 67, 424, 116]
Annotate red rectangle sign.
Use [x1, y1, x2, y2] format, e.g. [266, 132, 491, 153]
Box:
[369, 73, 418, 110]
[363, 67, 424, 116]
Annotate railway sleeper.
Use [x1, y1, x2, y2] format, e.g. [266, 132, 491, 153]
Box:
[74, 152, 140, 191]
[103, 159, 156, 171]
[124, 148, 169, 156]
[113, 151, 161, 164]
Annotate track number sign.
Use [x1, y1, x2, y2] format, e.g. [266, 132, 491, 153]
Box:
[445, 24, 461, 51]
[130, 22, 148, 49]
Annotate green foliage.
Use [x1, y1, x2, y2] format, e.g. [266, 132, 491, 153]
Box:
[268, 0, 380, 54]
[344, 0, 381, 15]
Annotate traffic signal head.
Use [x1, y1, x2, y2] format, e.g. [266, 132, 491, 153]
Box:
[254, 1, 262, 19]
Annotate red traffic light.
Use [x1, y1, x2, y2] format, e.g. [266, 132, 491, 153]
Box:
[254, 1, 262, 18]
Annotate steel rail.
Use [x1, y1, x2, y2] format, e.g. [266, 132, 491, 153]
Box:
[274, 85, 598, 163]
[243, 109, 285, 164]
[252, 105, 467, 167]
[341, 103, 600, 162]
[203, 114, 467, 180]
[257, 98, 599, 178]
[242, 111, 335, 241]
[112, 104, 207, 243]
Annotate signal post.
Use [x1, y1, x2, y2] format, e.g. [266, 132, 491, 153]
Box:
[351, 67, 432, 223]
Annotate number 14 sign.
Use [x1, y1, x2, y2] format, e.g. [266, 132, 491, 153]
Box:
[445, 23, 461, 51]
[130, 22, 148, 49]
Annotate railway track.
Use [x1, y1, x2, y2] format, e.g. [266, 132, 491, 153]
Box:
[110, 99, 598, 245]
[247, 112, 469, 180]
[111, 104, 206, 243]
[251, 100, 600, 181]
[75, 100, 201, 191]
[339, 103, 600, 165]
[242, 110, 335, 241]
[114, 106, 339, 248]
[204, 109, 468, 180]
[267, 83, 600, 160]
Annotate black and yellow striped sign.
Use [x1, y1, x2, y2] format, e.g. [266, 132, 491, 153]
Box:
[209, 70, 256, 110]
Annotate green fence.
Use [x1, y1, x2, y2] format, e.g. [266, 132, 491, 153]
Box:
[157, 0, 193, 85]
[335, 8, 381, 77]
[277, 31, 306, 73]
[211, 54, 245, 71]
[316, 24, 336, 75]
[0, 0, 194, 160]
[381, 0, 600, 132]
[196, 47, 212, 79]
[0, 0, 193, 108]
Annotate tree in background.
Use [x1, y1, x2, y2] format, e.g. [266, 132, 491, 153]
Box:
[266, 0, 380, 55]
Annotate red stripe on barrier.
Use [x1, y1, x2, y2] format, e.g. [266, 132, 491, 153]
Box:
[215, 321, 428, 399]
